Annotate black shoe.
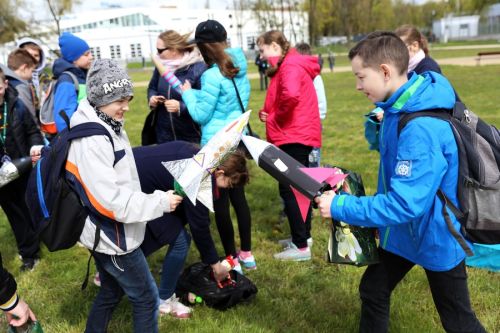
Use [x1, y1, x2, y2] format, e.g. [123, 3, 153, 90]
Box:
[20, 257, 40, 271]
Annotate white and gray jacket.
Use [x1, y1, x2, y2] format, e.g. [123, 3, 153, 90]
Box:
[67, 98, 171, 255]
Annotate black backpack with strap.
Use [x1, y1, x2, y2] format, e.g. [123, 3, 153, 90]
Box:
[398, 101, 500, 255]
[175, 262, 258, 310]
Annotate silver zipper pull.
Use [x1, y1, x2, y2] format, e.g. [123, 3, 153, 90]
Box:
[464, 109, 471, 124]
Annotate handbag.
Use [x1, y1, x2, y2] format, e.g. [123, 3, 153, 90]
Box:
[141, 108, 158, 146]
[231, 78, 259, 159]
[326, 168, 379, 266]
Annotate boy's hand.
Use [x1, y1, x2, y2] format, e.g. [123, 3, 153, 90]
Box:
[166, 190, 183, 212]
[314, 190, 336, 218]
[5, 299, 36, 327]
[164, 99, 180, 113]
[375, 110, 384, 121]
[30, 145, 43, 163]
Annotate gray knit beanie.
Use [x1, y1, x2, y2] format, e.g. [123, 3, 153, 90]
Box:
[86, 59, 133, 108]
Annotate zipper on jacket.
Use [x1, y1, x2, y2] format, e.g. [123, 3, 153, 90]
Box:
[379, 118, 391, 248]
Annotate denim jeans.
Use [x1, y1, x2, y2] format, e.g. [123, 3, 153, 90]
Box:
[85, 248, 159, 333]
[158, 228, 191, 300]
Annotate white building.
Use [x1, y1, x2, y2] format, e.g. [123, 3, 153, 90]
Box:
[432, 15, 480, 42]
[58, 5, 308, 62]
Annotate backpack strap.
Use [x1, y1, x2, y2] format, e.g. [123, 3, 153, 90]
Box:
[437, 190, 474, 256]
[397, 108, 474, 256]
[62, 121, 116, 290]
[231, 78, 255, 137]
[61, 71, 80, 93]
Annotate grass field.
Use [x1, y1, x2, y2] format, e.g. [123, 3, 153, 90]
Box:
[1, 64, 499, 332]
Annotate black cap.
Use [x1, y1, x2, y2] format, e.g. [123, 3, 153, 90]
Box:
[192, 19, 227, 44]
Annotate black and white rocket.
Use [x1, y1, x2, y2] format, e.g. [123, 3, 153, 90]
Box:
[241, 135, 347, 222]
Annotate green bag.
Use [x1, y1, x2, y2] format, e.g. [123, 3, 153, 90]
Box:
[326, 169, 379, 267]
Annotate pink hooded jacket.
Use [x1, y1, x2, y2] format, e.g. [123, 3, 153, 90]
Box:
[261, 48, 322, 148]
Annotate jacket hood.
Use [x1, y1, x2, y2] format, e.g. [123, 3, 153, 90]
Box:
[16, 37, 47, 72]
[377, 71, 456, 114]
[52, 58, 86, 80]
[281, 48, 320, 80]
[0, 64, 27, 84]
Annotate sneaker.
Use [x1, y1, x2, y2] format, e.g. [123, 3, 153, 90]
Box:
[278, 237, 313, 248]
[274, 243, 311, 261]
[20, 257, 40, 271]
[93, 272, 101, 287]
[159, 294, 192, 319]
[232, 258, 244, 275]
[238, 252, 257, 270]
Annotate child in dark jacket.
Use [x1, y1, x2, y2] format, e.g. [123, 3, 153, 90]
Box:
[0, 68, 43, 271]
[135, 142, 248, 319]
[316, 31, 486, 333]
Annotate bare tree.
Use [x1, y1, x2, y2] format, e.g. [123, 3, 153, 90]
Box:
[46, 0, 79, 36]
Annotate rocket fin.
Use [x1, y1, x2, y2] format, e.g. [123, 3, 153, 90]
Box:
[291, 186, 312, 223]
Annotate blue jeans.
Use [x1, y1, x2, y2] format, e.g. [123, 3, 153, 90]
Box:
[85, 248, 159, 333]
[158, 228, 191, 300]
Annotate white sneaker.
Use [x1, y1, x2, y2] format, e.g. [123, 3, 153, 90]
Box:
[278, 237, 313, 248]
[159, 294, 192, 319]
[274, 243, 311, 261]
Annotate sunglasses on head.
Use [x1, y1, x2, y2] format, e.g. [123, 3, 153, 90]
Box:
[157, 47, 169, 54]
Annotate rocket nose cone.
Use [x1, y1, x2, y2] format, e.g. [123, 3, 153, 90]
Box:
[241, 135, 270, 162]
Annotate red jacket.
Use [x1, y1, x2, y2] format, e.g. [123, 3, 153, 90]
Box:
[261, 49, 321, 148]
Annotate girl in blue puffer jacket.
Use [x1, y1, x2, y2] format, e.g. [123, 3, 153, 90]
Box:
[181, 19, 255, 272]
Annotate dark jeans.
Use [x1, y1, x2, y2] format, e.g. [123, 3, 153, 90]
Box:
[278, 143, 312, 249]
[158, 228, 191, 300]
[214, 186, 252, 257]
[359, 248, 486, 333]
[0, 172, 39, 258]
[85, 248, 159, 333]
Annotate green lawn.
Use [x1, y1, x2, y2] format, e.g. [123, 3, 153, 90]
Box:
[1, 65, 499, 332]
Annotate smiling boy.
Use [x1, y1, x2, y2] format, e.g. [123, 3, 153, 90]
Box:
[316, 31, 486, 333]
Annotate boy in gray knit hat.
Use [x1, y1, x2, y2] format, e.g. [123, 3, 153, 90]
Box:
[67, 58, 183, 333]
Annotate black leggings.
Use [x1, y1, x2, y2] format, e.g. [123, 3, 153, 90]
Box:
[279, 143, 312, 249]
[214, 186, 251, 257]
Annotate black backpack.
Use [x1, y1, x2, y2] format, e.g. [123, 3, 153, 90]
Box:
[26, 117, 114, 252]
[176, 262, 258, 310]
[398, 101, 500, 255]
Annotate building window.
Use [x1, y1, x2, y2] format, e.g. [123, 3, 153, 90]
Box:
[110, 45, 121, 59]
[247, 36, 256, 50]
[90, 46, 101, 60]
[130, 43, 142, 58]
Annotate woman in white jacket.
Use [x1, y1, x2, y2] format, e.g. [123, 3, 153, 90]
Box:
[65, 59, 182, 333]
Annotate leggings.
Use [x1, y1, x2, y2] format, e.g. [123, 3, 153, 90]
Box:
[279, 143, 312, 249]
[214, 186, 251, 257]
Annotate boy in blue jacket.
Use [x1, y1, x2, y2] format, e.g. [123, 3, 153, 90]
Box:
[316, 31, 486, 333]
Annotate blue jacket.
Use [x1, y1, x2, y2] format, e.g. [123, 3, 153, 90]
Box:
[52, 58, 87, 132]
[182, 48, 250, 146]
[330, 72, 466, 271]
[147, 61, 206, 143]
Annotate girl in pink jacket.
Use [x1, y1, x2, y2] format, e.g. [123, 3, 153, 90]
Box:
[257, 30, 321, 261]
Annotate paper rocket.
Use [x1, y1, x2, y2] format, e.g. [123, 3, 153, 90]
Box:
[151, 55, 183, 94]
[241, 135, 347, 222]
[162, 111, 252, 212]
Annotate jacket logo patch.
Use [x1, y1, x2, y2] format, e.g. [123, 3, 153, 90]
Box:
[395, 160, 412, 177]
